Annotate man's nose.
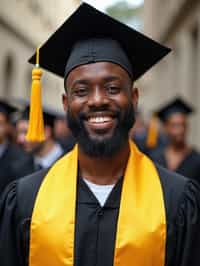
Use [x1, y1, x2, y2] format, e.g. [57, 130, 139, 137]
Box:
[87, 87, 109, 107]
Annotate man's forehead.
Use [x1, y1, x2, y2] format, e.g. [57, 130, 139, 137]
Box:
[66, 61, 131, 85]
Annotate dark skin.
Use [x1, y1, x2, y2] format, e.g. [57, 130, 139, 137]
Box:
[164, 113, 191, 171]
[63, 62, 138, 185]
[0, 113, 9, 144]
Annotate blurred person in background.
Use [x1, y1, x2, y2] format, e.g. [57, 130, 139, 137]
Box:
[151, 97, 200, 183]
[129, 109, 167, 155]
[53, 112, 76, 153]
[0, 99, 27, 194]
[14, 105, 64, 176]
[129, 109, 147, 151]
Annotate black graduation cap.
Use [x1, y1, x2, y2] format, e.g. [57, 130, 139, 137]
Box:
[28, 2, 171, 81]
[156, 97, 194, 122]
[0, 99, 18, 119]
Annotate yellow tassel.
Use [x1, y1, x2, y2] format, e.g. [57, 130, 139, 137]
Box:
[146, 115, 158, 149]
[26, 48, 45, 142]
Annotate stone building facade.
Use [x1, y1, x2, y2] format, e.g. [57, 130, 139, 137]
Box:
[143, 0, 200, 147]
[0, 0, 80, 110]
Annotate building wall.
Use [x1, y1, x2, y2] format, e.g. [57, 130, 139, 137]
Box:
[143, 0, 200, 147]
[0, 0, 80, 111]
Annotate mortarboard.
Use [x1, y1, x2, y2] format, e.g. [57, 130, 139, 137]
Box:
[27, 2, 171, 141]
[0, 99, 18, 120]
[29, 2, 171, 81]
[156, 97, 194, 122]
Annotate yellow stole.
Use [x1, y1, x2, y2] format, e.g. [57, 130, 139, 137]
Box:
[29, 142, 166, 266]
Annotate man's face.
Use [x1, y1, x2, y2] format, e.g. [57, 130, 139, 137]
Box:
[0, 113, 9, 143]
[16, 120, 42, 153]
[164, 113, 188, 146]
[63, 62, 138, 157]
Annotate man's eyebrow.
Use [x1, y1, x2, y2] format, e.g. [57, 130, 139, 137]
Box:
[71, 79, 90, 87]
[103, 76, 121, 82]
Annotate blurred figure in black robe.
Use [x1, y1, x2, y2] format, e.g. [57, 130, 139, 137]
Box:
[0, 99, 27, 194]
[151, 97, 200, 183]
[14, 105, 64, 177]
[129, 109, 167, 156]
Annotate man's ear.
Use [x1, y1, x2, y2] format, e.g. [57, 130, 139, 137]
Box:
[62, 93, 68, 112]
[131, 87, 139, 110]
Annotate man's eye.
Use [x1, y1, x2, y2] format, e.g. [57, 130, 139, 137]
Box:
[73, 87, 88, 97]
[107, 86, 121, 94]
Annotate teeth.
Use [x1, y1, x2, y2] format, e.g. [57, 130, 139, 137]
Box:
[89, 117, 112, 123]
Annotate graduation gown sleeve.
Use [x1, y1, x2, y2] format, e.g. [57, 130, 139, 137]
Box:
[0, 169, 47, 266]
[0, 182, 21, 266]
[156, 165, 200, 266]
[173, 180, 200, 266]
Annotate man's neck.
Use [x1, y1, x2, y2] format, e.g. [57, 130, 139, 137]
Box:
[165, 143, 191, 171]
[78, 142, 130, 185]
[168, 142, 189, 153]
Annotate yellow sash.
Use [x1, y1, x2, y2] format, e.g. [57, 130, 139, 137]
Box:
[29, 141, 166, 266]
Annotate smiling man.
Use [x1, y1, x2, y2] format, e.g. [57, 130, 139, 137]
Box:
[0, 3, 200, 266]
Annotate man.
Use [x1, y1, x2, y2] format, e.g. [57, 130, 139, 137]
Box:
[0, 99, 28, 194]
[14, 105, 64, 176]
[0, 3, 199, 266]
[151, 97, 200, 183]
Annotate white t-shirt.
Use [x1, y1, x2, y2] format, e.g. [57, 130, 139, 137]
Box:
[83, 178, 115, 207]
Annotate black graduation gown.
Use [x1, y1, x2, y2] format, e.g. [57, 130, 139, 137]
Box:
[12, 154, 36, 178]
[0, 143, 28, 194]
[151, 149, 200, 183]
[0, 165, 200, 266]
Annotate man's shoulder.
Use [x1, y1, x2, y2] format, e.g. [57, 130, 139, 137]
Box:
[3, 143, 25, 159]
[18, 168, 49, 192]
[155, 164, 189, 221]
[156, 163, 188, 191]
[16, 169, 49, 219]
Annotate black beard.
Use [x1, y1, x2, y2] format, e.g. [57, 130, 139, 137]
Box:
[67, 104, 135, 158]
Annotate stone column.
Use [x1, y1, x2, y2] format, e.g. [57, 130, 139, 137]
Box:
[195, 9, 200, 148]
[178, 29, 195, 100]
